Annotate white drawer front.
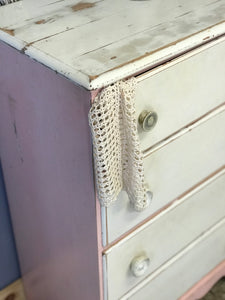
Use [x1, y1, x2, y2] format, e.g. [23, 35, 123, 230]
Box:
[125, 218, 225, 300]
[136, 37, 225, 151]
[104, 106, 225, 243]
[104, 170, 225, 300]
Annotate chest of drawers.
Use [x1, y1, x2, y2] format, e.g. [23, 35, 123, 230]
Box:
[0, 1, 225, 299]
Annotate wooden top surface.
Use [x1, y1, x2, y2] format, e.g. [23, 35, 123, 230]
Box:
[0, 0, 225, 90]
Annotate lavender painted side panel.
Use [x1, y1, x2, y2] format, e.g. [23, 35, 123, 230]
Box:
[0, 162, 21, 290]
[0, 41, 100, 300]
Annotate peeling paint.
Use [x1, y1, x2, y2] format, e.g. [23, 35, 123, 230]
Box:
[35, 17, 56, 25]
[0, 0, 224, 91]
[0, 27, 14, 36]
[35, 19, 46, 25]
[89, 20, 225, 81]
[71, 2, 95, 12]
[20, 41, 34, 54]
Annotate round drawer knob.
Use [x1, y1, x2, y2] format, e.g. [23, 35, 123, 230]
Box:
[138, 110, 158, 132]
[130, 255, 150, 277]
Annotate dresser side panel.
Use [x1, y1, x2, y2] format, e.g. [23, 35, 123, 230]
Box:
[0, 162, 21, 289]
[0, 41, 100, 300]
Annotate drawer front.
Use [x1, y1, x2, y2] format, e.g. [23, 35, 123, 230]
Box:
[104, 170, 225, 300]
[124, 218, 225, 300]
[104, 106, 225, 243]
[136, 37, 225, 151]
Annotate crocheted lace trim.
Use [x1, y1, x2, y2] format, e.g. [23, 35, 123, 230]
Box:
[89, 77, 147, 211]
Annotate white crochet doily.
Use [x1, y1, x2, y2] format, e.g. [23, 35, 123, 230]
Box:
[89, 78, 147, 211]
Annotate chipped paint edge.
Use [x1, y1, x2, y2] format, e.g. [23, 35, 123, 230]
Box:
[24, 45, 90, 88]
[0, 30, 26, 50]
[89, 22, 225, 89]
[0, 21, 225, 90]
[136, 34, 225, 83]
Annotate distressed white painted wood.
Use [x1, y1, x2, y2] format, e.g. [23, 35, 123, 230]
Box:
[0, 0, 225, 89]
[104, 105, 225, 244]
[123, 217, 225, 300]
[136, 36, 225, 151]
[1, 3, 225, 300]
[103, 170, 225, 300]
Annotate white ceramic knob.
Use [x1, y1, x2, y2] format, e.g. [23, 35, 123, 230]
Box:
[130, 255, 150, 277]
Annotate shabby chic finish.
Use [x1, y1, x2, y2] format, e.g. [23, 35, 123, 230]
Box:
[136, 36, 225, 151]
[104, 105, 225, 243]
[123, 217, 225, 300]
[104, 169, 225, 299]
[0, 1, 225, 300]
[0, 0, 225, 88]
[0, 41, 101, 300]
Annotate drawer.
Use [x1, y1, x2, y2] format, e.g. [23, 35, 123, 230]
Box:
[123, 217, 225, 300]
[103, 169, 225, 300]
[136, 37, 225, 151]
[103, 105, 225, 244]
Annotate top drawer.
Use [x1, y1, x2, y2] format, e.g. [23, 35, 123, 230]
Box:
[136, 36, 225, 151]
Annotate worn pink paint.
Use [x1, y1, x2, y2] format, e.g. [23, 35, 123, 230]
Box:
[91, 89, 104, 300]
[0, 41, 101, 300]
[179, 260, 225, 300]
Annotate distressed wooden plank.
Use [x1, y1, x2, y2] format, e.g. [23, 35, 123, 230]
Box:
[0, 0, 112, 44]
[0, 0, 225, 89]
[0, 0, 101, 27]
[0, 280, 26, 300]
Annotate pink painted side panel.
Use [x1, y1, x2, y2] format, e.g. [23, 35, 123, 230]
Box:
[91, 89, 104, 300]
[179, 260, 225, 300]
[0, 41, 100, 300]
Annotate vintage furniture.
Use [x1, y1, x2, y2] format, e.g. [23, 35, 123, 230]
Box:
[0, 1, 225, 299]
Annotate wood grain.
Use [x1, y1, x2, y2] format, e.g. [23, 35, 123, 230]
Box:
[0, 0, 225, 88]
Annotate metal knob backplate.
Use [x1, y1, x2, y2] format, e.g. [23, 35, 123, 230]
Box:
[138, 110, 158, 132]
